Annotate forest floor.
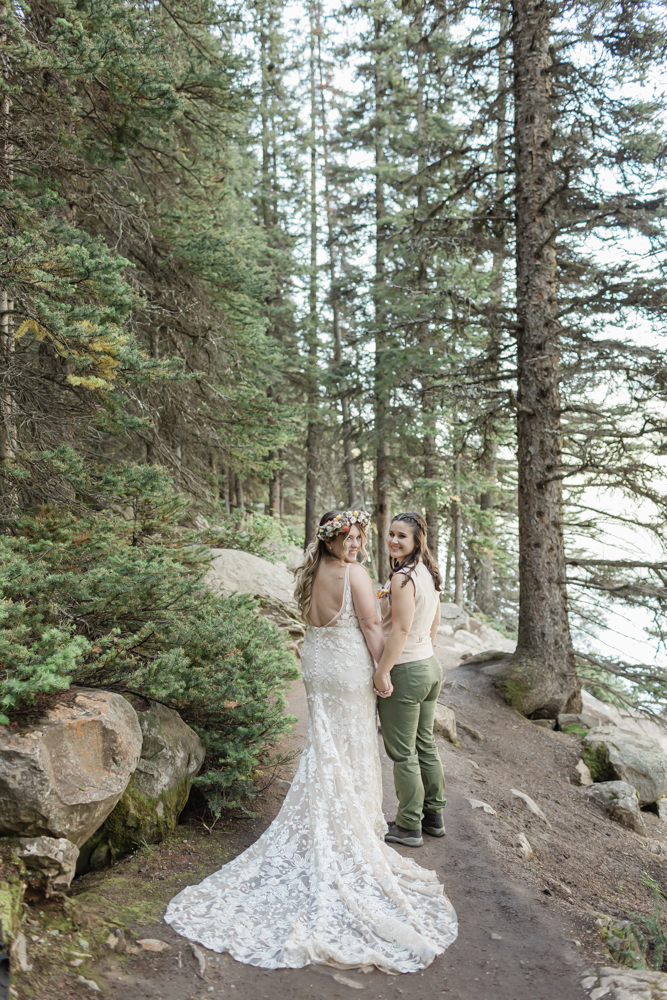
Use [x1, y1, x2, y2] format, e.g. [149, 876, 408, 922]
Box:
[15, 636, 667, 1000]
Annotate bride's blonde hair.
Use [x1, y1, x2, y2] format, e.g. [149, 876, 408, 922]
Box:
[294, 510, 369, 619]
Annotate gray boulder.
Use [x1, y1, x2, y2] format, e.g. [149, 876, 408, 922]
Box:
[433, 704, 458, 744]
[16, 836, 79, 896]
[133, 701, 205, 800]
[584, 780, 646, 834]
[440, 603, 469, 632]
[78, 701, 204, 872]
[583, 726, 667, 805]
[474, 622, 516, 654]
[558, 712, 601, 730]
[0, 689, 142, 846]
[465, 650, 512, 665]
[205, 548, 297, 611]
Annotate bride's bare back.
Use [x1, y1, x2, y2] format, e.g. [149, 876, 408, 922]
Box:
[308, 557, 350, 627]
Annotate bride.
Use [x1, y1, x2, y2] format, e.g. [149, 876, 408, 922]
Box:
[164, 509, 458, 973]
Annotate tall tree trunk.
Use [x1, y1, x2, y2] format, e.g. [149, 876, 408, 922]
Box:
[317, 26, 357, 508]
[505, 0, 579, 716]
[452, 456, 464, 606]
[277, 448, 285, 518]
[0, 288, 14, 464]
[477, 8, 508, 615]
[415, 14, 439, 559]
[424, 435, 439, 555]
[259, 4, 284, 520]
[373, 15, 391, 582]
[304, 0, 320, 547]
[209, 452, 219, 500]
[0, 95, 15, 466]
[268, 450, 280, 516]
[223, 468, 231, 514]
[445, 529, 453, 595]
[235, 475, 245, 522]
[145, 328, 159, 464]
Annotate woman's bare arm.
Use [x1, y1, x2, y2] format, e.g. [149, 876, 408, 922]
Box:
[430, 600, 441, 643]
[349, 565, 385, 664]
[373, 574, 415, 696]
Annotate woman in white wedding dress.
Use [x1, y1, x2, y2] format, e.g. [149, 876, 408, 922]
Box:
[164, 509, 458, 973]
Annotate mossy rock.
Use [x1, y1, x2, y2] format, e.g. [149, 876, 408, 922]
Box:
[498, 677, 532, 708]
[0, 843, 26, 943]
[582, 742, 615, 782]
[561, 722, 590, 739]
[77, 775, 192, 874]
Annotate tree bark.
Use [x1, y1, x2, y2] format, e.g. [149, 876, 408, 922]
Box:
[476, 8, 508, 616]
[235, 475, 245, 526]
[505, 0, 580, 716]
[0, 288, 15, 464]
[452, 456, 464, 607]
[223, 468, 231, 514]
[277, 448, 285, 518]
[304, 0, 320, 547]
[445, 529, 453, 595]
[373, 14, 391, 583]
[317, 26, 357, 508]
[268, 450, 280, 517]
[209, 452, 219, 500]
[415, 27, 439, 559]
[0, 95, 15, 466]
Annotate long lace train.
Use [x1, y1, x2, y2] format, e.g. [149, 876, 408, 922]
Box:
[164, 570, 458, 972]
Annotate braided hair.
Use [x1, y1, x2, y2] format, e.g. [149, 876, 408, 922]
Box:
[388, 512, 442, 592]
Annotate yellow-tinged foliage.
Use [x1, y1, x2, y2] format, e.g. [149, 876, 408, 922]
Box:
[14, 318, 48, 341]
[15, 318, 137, 391]
[67, 375, 116, 390]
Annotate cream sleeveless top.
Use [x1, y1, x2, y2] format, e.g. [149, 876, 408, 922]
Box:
[381, 560, 439, 664]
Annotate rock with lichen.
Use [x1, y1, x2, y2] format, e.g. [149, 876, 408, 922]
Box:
[77, 700, 204, 873]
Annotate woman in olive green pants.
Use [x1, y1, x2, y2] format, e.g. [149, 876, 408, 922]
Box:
[373, 513, 445, 848]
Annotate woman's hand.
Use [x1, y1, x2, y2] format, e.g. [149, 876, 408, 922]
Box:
[373, 670, 393, 698]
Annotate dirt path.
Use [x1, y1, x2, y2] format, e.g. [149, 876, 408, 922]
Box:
[25, 654, 667, 1000]
[23, 667, 591, 1000]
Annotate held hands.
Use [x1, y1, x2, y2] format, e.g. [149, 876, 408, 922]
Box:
[373, 670, 393, 699]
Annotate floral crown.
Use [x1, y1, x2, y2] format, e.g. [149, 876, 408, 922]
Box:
[317, 509, 371, 541]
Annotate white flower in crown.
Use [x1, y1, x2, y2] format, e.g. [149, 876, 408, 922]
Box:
[317, 509, 371, 541]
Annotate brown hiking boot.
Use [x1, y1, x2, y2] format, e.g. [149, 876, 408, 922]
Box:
[422, 811, 446, 837]
[385, 822, 423, 847]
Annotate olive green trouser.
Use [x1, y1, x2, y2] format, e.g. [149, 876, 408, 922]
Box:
[377, 654, 445, 831]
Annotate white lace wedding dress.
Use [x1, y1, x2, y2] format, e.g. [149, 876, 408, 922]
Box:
[164, 565, 458, 973]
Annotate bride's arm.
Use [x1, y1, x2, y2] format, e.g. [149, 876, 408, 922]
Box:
[373, 574, 415, 696]
[349, 565, 385, 664]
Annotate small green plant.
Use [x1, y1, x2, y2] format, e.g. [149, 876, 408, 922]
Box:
[619, 874, 667, 971]
[581, 742, 615, 782]
[561, 722, 590, 738]
[203, 509, 298, 562]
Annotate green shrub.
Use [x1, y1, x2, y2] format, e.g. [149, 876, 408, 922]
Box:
[203, 508, 301, 562]
[0, 452, 299, 812]
[618, 874, 667, 972]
